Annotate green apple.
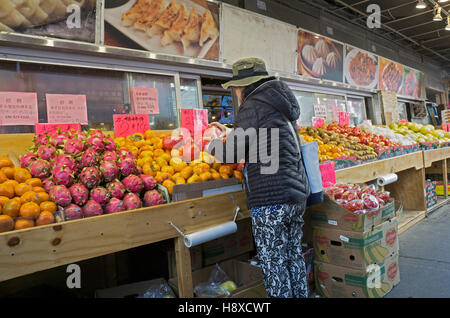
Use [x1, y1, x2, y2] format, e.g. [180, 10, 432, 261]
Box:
[220, 281, 237, 293]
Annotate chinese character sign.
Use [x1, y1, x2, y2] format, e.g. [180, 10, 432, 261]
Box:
[113, 114, 150, 138]
[181, 109, 208, 138]
[35, 123, 81, 135]
[0, 92, 39, 126]
[131, 87, 160, 115]
[46, 94, 88, 125]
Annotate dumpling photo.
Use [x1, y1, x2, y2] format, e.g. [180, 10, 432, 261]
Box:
[315, 39, 330, 59]
[312, 58, 326, 77]
[302, 44, 317, 66]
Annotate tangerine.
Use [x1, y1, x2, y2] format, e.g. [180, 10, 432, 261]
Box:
[2, 198, 21, 217]
[1, 167, 15, 179]
[37, 192, 50, 203]
[0, 196, 9, 206]
[36, 211, 55, 226]
[0, 215, 14, 233]
[20, 202, 41, 219]
[0, 171, 7, 183]
[20, 191, 40, 204]
[0, 157, 14, 168]
[3, 179, 18, 189]
[14, 183, 33, 197]
[0, 183, 15, 198]
[14, 168, 32, 183]
[32, 186, 46, 193]
[26, 178, 43, 187]
[40, 201, 57, 213]
[14, 218, 34, 230]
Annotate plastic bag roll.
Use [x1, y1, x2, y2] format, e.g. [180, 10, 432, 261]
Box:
[183, 221, 238, 248]
[377, 173, 398, 186]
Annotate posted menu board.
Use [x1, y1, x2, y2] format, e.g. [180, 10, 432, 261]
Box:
[297, 29, 344, 83]
[379, 57, 404, 94]
[104, 0, 220, 61]
[344, 45, 379, 90]
[403, 67, 422, 98]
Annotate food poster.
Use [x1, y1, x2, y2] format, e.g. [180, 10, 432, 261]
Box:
[297, 29, 344, 83]
[104, 0, 220, 60]
[379, 57, 404, 94]
[402, 67, 422, 98]
[0, 0, 97, 42]
[344, 45, 379, 90]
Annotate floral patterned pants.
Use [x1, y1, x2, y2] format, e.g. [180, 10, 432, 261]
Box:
[250, 203, 309, 298]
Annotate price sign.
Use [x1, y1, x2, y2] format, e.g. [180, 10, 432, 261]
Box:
[319, 162, 336, 188]
[181, 109, 208, 138]
[313, 104, 327, 118]
[131, 87, 159, 115]
[442, 123, 448, 132]
[332, 105, 344, 123]
[399, 120, 409, 123]
[312, 117, 325, 128]
[113, 114, 150, 138]
[0, 92, 38, 126]
[46, 94, 88, 124]
[35, 123, 81, 135]
[339, 112, 349, 127]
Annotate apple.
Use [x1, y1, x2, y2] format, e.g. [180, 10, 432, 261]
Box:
[220, 281, 237, 293]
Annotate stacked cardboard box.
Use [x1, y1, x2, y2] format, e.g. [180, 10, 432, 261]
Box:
[309, 195, 400, 298]
[426, 180, 438, 208]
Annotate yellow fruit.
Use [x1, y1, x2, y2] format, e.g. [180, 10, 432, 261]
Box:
[160, 153, 171, 163]
[219, 165, 233, 177]
[155, 172, 170, 184]
[212, 163, 222, 171]
[233, 170, 243, 183]
[194, 163, 210, 175]
[137, 158, 144, 167]
[175, 177, 186, 185]
[162, 179, 175, 195]
[140, 150, 153, 158]
[142, 163, 155, 176]
[201, 152, 215, 165]
[144, 130, 155, 140]
[180, 166, 193, 180]
[211, 171, 221, 180]
[161, 165, 175, 176]
[189, 159, 203, 167]
[171, 172, 181, 181]
[200, 172, 212, 182]
[155, 157, 168, 168]
[170, 157, 187, 172]
[187, 174, 200, 184]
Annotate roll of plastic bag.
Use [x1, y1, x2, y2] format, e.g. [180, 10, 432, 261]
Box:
[184, 221, 238, 248]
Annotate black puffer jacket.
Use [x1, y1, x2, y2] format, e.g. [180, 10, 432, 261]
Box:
[209, 79, 310, 209]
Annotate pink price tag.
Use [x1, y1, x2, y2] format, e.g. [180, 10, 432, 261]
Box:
[46, 94, 88, 124]
[181, 109, 208, 138]
[113, 114, 150, 138]
[0, 92, 38, 126]
[131, 87, 159, 115]
[339, 112, 349, 127]
[319, 162, 336, 187]
[442, 124, 448, 132]
[35, 123, 81, 135]
[399, 120, 409, 123]
[312, 117, 325, 128]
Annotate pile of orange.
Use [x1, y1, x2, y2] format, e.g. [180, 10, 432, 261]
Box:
[300, 134, 349, 162]
[0, 157, 56, 233]
[114, 130, 243, 196]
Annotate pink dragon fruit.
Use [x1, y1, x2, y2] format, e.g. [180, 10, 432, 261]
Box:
[117, 156, 137, 177]
[90, 187, 111, 206]
[99, 161, 119, 183]
[79, 166, 102, 189]
[143, 190, 166, 207]
[33, 133, 49, 147]
[136, 166, 143, 175]
[102, 151, 118, 162]
[49, 185, 72, 207]
[86, 136, 105, 153]
[103, 138, 116, 152]
[64, 203, 83, 221]
[105, 198, 126, 214]
[79, 149, 99, 168]
[52, 165, 75, 187]
[69, 183, 89, 206]
[140, 175, 157, 191]
[106, 181, 126, 199]
[86, 129, 104, 139]
[122, 174, 144, 194]
[118, 149, 134, 159]
[37, 145, 56, 161]
[50, 133, 67, 148]
[123, 193, 142, 211]
[19, 152, 38, 168]
[82, 200, 103, 218]
[53, 153, 78, 172]
[42, 177, 55, 192]
[28, 159, 51, 179]
[64, 138, 84, 156]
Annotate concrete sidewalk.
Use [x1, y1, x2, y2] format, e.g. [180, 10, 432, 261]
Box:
[385, 204, 450, 298]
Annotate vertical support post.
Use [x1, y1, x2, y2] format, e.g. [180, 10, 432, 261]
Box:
[174, 237, 193, 298]
[443, 159, 448, 199]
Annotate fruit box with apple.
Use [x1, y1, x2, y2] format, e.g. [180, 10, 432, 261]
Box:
[313, 217, 399, 270]
[314, 252, 400, 298]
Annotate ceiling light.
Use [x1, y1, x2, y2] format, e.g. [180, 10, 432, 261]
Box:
[416, 0, 427, 9]
[433, 5, 443, 21]
[438, 0, 449, 3]
[446, 16, 450, 30]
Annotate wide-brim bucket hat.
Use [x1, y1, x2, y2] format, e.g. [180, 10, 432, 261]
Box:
[222, 58, 275, 90]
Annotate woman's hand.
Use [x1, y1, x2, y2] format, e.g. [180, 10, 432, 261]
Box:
[209, 122, 232, 137]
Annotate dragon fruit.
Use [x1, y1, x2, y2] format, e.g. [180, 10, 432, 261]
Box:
[52, 165, 75, 187]
[103, 138, 116, 152]
[90, 187, 111, 206]
[105, 198, 126, 214]
[53, 153, 78, 172]
[106, 181, 126, 199]
[86, 129, 104, 139]
[86, 136, 105, 153]
[102, 150, 118, 162]
[42, 177, 55, 192]
[19, 152, 38, 168]
[118, 149, 134, 159]
[37, 145, 56, 161]
[34, 133, 49, 147]
[64, 138, 84, 156]
[64, 204, 83, 221]
[49, 185, 72, 207]
[99, 161, 119, 183]
[123, 193, 142, 210]
[82, 200, 103, 218]
[141, 175, 157, 191]
[50, 133, 67, 148]
[117, 156, 137, 177]
[69, 183, 89, 206]
[79, 166, 102, 189]
[79, 149, 99, 168]
[122, 174, 144, 193]
[143, 190, 165, 207]
[28, 159, 51, 179]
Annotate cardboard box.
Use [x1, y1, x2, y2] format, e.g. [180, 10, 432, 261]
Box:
[314, 253, 400, 298]
[202, 218, 254, 266]
[95, 278, 174, 298]
[380, 200, 396, 222]
[313, 218, 399, 270]
[309, 194, 383, 232]
[168, 259, 266, 298]
[172, 179, 241, 201]
[303, 247, 315, 285]
[168, 245, 203, 279]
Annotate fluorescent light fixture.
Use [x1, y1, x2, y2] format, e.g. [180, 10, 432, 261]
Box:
[438, 0, 449, 3]
[433, 5, 443, 21]
[416, 0, 427, 9]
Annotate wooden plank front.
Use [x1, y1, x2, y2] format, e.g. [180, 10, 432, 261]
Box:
[0, 190, 249, 282]
[423, 148, 450, 168]
[174, 237, 193, 298]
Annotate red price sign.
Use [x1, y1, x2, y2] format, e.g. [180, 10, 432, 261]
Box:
[319, 162, 336, 188]
[35, 123, 81, 135]
[399, 120, 409, 123]
[442, 123, 448, 132]
[113, 114, 150, 138]
[46, 94, 88, 124]
[181, 109, 208, 138]
[339, 112, 349, 127]
[312, 117, 325, 128]
[0, 92, 38, 126]
[131, 87, 159, 115]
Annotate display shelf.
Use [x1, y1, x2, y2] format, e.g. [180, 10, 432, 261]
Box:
[422, 147, 450, 168]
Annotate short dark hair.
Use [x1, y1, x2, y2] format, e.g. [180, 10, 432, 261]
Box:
[241, 77, 276, 101]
